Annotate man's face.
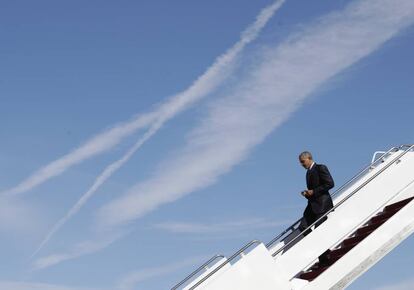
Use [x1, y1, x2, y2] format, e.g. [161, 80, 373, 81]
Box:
[299, 156, 313, 169]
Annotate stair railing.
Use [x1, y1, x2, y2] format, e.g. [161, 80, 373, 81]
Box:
[300, 176, 414, 274]
[266, 145, 400, 250]
[171, 145, 411, 290]
[270, 144, 414, 258]
[171, 255, 225, 290]
[184, 240, 261, 290]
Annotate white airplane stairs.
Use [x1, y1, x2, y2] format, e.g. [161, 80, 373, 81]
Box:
[171, 144, 414, 290]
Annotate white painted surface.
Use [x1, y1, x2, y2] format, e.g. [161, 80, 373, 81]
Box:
[177, 148, 414, 290]
[183, 257, 230, 290]
[273, 150, 414, 279]
[198, 244, 290, 290]
[304, 193, 414, 289]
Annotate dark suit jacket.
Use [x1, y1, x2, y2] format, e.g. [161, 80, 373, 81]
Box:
[306, 163, 334, 214]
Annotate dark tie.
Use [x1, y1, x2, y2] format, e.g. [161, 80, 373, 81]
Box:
[306, 169, 310, 187]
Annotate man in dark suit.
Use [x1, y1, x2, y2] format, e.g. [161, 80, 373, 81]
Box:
[298, 151, 334, 266]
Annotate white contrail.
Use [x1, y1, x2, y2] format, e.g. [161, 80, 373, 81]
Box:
[31, 120, 163, 257]
[33, 0, 414, 269]
[2, 113, 155, 196]
[32, 231, 123, 270]
[30, 0, 287, 256]
[2, 0, 285, 198]
[97, 0, 414, 229]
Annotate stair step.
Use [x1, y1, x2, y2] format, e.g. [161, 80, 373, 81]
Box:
[370, 211, 394, 224]
[299, 266, 329, 281]
[296, 195, 414, 282]
[342, 232, 370, 247]
[384, 204, 406, 214]
[311, 255, 340, 270]
[384, 197, 414, 212]
[330, 244, 356, 260]
[309, 244, 359, 271]
[355, 224, 380, 236]
[368, 216, 390, 228]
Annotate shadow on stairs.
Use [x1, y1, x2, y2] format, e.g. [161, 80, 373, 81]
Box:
[297, 196, 414, 281]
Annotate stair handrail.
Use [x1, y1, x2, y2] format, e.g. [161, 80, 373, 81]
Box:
[185, 240, 261, 290]
[300, 177, 414, 273]
[171, 145, 409, 290]
[266, 145, 400, 249]
[270, 144, 414, 257]
[371, 151, 387, 163]
[171, 255, 226, 290]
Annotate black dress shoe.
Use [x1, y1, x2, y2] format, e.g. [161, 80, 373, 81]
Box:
[318, 259, 331, 267]
[318, 250, 332, 267]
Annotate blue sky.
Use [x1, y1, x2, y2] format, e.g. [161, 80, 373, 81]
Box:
[1, 0, 414, 289]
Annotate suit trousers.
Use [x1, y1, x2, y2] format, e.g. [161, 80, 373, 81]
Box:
[299, 205, 328, 234]
[299, 205, 331, 265]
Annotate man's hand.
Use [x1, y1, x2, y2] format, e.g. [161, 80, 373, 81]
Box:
[307, 190, 314, 197]
[303, 190, 314, 197]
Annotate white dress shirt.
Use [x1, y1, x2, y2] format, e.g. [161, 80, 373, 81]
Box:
[308, 162, 315, 171]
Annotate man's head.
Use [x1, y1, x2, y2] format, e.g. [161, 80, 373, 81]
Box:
[299, 151, 313, 169]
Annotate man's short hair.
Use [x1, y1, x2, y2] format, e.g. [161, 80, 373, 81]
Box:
[299, 151, 313, 160]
